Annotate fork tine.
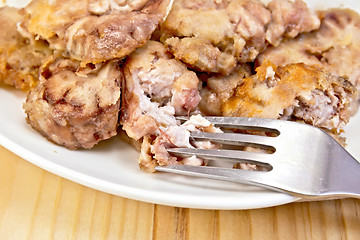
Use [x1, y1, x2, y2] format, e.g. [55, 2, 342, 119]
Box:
[155, 165, 270, 186]
[177, 116, 281, 133]
[190, 131, 276, 150]
[161, 117, 360, 199]
[167, 148, 273, 168]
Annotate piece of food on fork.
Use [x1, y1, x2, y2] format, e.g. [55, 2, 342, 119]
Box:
[155, 117, 360, 200]
[120, 44, 356, 172]
[120, 40, 224, 172]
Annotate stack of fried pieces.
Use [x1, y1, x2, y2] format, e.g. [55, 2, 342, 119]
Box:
[1, 0, 359, 172]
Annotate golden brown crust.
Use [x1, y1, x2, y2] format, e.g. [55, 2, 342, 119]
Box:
[221, 61, 357, 133]
[20, 0, 174, 65]
[257, 8, 360, 97]
[165, 37, 237, 75]
[198, 64, 252, 115]
[23, 56, 122, 149]
[160, 0, 320, 74]
[0, 6, 51, 91]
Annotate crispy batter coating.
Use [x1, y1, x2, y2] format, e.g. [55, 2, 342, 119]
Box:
[257, 9, 360, 99]
[0, 6, 51, 91]
[121, 41, 222, 172]
[23, 56, 122, 149]
[20, 0, 173, 65]
[199, 64, 252, 115]
[165, 37, 237, 75]
[221, 61, 357, 133]
[160, 0, 319, 74]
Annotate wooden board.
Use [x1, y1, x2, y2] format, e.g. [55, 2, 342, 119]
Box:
[1, 146, 359, 240]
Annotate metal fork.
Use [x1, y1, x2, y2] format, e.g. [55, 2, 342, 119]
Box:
[155, 117, 360, 200]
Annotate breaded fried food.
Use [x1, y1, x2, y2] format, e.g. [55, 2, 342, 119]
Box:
[0, 6, 50, 91]
[257, 8, 360, 99]
[121, 41, 222, 172]
[23, 56, 122, 149]
[121, 41, 201, 141]
[198, 64, 252, 115]
[159, 0, 320, 75]
[220, 61, 356, 134]
[19, 0, 173, 65]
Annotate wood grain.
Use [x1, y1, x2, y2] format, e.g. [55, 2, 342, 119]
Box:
[0, 145, 360, 240]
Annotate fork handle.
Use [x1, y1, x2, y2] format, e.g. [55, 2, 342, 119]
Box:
[317, 148, 360, 199]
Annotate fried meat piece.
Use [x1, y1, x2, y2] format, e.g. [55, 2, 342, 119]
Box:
[160, 0, 319, 74]
[23, 56, 121, 149]
[121, 41, 221, 172]
[199, 64, 252, 115]
[221, 61, 357, 133]
[257, 9, 360, 99]
[165, 37, 237, 75]
[138, 115, 221, 172]
[0, 6, 51, 91]
[121, 41, 201, 140]
[265, 0, 320, 46]
[20, 0, 173, 65]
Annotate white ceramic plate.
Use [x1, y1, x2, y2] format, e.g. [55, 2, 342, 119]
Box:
[0, 0, 359, 210]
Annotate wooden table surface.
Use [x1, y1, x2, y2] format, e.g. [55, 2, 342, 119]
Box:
[1, 145, 360, 240]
